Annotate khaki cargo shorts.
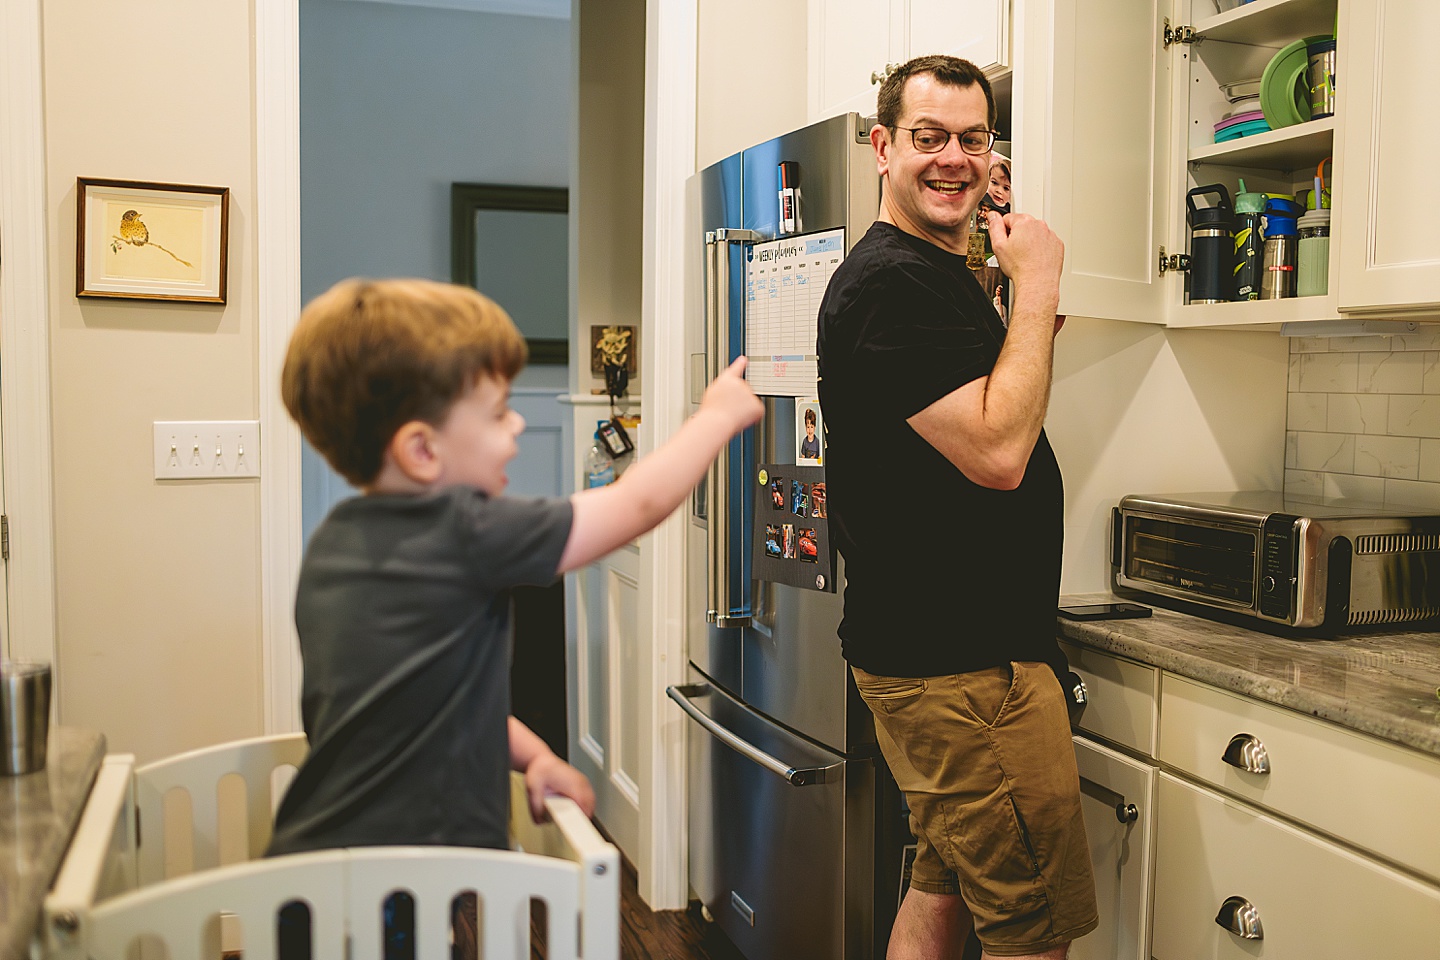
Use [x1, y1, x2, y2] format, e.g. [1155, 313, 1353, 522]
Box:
[853, 661, 1099, 957]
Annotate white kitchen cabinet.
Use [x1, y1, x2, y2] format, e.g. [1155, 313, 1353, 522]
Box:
[1071, 736, 1155, 960]
[1334, 0, 1440, 316]
[807, 0, 1011, 124]
[1158, 674, 1440, 882]
[1064, 642, 1440, 956]
[1019, 0, 1348, 329]
[1025, 0, 1173, 325]
[1152, 774, 1440, 959]
[1059, 639, 1160, 756]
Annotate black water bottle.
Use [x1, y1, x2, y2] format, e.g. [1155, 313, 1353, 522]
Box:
[1233, 184, 1266, 301]
[1186, 184, 1234, 304]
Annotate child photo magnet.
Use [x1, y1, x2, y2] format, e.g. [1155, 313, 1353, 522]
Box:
[797, 401, 823, 465]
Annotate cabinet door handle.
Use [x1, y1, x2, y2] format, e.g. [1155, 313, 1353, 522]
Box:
[1214, 895, 1264, 940]
[1221, 732, 1271, 775]
[1078, 777, 1138, 824]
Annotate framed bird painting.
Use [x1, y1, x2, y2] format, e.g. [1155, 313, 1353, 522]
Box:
[76, 177, 229, 304]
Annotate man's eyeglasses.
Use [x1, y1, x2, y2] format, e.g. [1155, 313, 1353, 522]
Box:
[893, 126, 997, 155]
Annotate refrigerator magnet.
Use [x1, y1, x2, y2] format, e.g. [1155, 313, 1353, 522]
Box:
[797, 401, 823, 465]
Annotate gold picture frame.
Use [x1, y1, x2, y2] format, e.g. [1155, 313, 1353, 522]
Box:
[76, 177, 230, 304]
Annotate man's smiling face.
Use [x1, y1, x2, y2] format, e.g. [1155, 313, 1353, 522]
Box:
[874, 74, 992, 255]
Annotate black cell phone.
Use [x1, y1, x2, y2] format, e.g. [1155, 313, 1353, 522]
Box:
[1057, 602, 1152, 621]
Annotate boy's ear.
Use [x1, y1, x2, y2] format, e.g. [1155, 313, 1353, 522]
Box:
[387, 420, 442, 485]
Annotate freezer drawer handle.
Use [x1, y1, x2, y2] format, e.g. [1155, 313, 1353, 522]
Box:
[1079, 776, 1139, 824]
[667, 684, 840, 787]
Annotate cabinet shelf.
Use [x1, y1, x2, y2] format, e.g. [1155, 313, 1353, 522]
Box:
[1189, 116, 1333, 169]
[1170, 291, 1338, 329]
[1195, 0, 1337, 48]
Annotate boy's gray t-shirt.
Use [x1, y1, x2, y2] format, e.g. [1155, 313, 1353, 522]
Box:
[267, 486, 573, 856]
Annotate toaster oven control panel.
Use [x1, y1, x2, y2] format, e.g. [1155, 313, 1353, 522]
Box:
[1259, 514, 1298, 621]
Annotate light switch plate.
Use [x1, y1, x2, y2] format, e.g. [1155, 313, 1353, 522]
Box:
[153, 420, 260, 479]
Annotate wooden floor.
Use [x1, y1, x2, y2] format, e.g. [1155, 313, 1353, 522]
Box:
[511, 848, 742, 960]
[613, 856, 745, 960]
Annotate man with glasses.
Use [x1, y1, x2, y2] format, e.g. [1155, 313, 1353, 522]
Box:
[817, 55, 1096, 960]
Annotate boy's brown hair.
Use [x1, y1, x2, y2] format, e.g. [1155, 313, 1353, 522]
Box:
[282, 278, 527, 487]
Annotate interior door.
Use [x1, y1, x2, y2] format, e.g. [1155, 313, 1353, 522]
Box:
[1029, 0, 1172, 324]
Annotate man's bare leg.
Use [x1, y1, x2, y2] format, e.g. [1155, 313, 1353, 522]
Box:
[887, 888, 970, 960]
[886, 887, 1070, 960]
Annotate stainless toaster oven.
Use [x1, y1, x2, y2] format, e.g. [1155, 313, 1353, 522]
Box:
[1113, 492, 1440, 629]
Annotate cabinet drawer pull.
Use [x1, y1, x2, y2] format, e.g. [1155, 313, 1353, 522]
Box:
[1214, 895, 1264, 940]
[1221, 732, 1270, 774]
[1078, 777, 1138, 824]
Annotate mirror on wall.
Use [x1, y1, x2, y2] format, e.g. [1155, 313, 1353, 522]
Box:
[450, 183, 569, 365]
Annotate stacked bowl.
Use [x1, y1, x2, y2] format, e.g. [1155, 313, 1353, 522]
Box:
[1214, 78, 1268, 142]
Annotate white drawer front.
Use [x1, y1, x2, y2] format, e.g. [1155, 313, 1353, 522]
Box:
[1153, 774, 1440, 960]
[1158, 675, 1440, 883]
[1070, 736, 1154, 960]
[1059, 641, 1159, 757]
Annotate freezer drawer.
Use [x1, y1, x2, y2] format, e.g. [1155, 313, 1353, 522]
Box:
[671, 676, 879, 960]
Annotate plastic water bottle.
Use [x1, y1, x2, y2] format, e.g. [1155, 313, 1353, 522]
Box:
[584, 431, 615, 488]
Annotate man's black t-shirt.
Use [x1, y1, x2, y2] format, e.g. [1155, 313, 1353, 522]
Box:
[816, 221, 1065, 678]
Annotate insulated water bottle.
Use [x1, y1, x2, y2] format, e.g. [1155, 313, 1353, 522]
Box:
[1296, 207, 1331, 297]
[1186, 183, 1234, 304]
[1260, 197, 1302, 299]
[1232, 181, 1266, 301]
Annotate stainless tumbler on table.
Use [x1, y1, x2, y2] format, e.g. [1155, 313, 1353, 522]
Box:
[1, 660, 52, 775]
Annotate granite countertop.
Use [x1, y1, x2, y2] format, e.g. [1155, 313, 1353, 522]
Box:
[0, 727, 106, 960]
[1058, 592, 1440, 759]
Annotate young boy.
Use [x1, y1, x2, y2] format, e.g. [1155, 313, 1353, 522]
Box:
[267, 278, 762, 856]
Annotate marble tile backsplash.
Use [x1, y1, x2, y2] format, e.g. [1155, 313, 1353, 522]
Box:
[1286, 327, 1440, 509]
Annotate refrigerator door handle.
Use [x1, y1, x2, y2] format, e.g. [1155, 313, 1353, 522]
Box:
[703, 228, 760, 628]
[667, 683, 840, 786]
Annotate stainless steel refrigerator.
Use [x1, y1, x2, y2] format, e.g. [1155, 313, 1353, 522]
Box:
[666, 113, 908, 960]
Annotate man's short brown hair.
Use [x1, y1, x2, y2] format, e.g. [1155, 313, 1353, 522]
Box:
[281, 278, 527, 487]
[875, 54, 997, 131]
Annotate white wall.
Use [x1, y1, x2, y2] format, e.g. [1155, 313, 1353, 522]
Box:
[42, 0, 263, 761]
[1048, 319, 1288, 592]
[575, 0, 646, 396]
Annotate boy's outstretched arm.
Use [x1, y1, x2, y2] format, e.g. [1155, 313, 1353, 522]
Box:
[510, 716, 595, 822]
[557, 356, 763, 573]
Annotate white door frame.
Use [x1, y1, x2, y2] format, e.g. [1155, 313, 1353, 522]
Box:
[256, 0, 305, 736]
[0, 0, 59, 674]
[635, 0, 696, 909]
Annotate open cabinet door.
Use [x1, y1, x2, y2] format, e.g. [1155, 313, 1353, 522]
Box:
[1335, 0, 1440, 315]
[1018, 0, 1172, 324]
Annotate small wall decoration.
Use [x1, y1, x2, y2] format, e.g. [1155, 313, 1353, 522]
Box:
[590, 324, 638, 399]
[76, 177, 229, 304]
